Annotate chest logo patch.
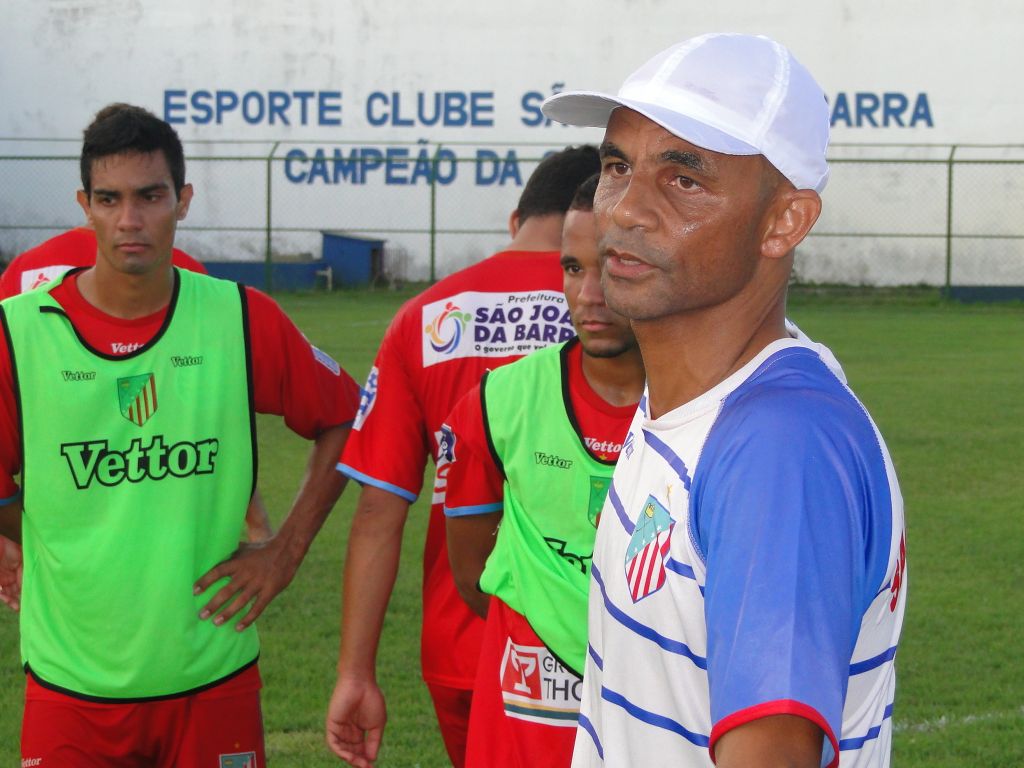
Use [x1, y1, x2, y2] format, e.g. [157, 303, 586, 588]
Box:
[624, 494, 675, 602]
[118, 373, 157, 426]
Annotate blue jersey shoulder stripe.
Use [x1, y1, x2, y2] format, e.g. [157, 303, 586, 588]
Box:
[577, 712, 605, 759]
[608, 481, 634, 534]
[600, 686, 710, 748]
[642, 429, 693, 490]
[665, 557, 696, 581]
[592, 565, 707, 669]
[838, 702, 894, 751]
[849, 644, 898, 675]
[665, 558, 705, 595]
[443, 502, 504, 517]
[336, 463, 418, 503]
[588, 643, 604, 671]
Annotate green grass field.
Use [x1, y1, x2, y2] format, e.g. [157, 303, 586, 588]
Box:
[0, 287, 1021, 766]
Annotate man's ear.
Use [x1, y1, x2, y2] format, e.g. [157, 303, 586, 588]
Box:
[176, 183, 194, 221]
[761, 189, 822, 260]
[76, 190, 93, 226]
[508, 209, 521, 239]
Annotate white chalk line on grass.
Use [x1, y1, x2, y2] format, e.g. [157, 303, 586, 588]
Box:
[894, 706, 1024, 734]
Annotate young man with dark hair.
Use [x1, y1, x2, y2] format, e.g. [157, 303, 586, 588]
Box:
[0, 103, 360, 766]
[543, 33, 906, 768]
[80, 102, 187, 197]
[326, 145, 600, 768]
[443, 172, 645, 768]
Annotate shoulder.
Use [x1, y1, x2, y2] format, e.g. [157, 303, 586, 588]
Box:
[238, 285, 293, 327]
[698, 346, 887, 487]
[487, 338, 567, 385]
[170, 248, 207, 274]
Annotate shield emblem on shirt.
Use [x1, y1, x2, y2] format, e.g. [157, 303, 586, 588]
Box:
[587, 475, 611, 527]
[117, 373, 157, 426]
[624, 495, 675, 602]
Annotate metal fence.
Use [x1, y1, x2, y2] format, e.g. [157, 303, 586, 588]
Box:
[1, 139, 1022, 289]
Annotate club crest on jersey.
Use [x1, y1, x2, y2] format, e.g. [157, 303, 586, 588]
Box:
[587, 475, 611, 527]
[117, 373, 157, 426]
[353, 366, 378, 430]
[424, 301, 471, 354]
[624, 495, 675, 602]
[218, 753, 256, 768]
[438, 423, 457, 463]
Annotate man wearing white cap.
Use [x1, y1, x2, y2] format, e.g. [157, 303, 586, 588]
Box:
[542, 33, 906, 768]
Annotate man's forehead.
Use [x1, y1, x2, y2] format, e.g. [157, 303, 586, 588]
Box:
[90, 150, 172, 182]
[601, 106, 776, 181]
[602, 108, 714, 158]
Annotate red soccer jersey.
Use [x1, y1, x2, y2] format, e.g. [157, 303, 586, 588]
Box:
[0, 269, 360, 500]
[446, 341, 638, 768]
[0, 228, 207, 300]
[338, 250, 575, 688]
[443, 341, 638, 515]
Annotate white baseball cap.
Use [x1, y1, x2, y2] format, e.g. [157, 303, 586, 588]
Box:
[542, 33, 831, 192]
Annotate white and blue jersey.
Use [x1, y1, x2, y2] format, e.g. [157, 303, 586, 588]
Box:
[572, 337, 906, 768]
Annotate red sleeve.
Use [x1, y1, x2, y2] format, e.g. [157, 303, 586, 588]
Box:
[337, 306, 431, 502]
[0, 266, 20, 301]
[244, 286, 360, 439]
[0, 322, 21, 500]
[441, 383, 504, 517]
[171, 248, 207, 275]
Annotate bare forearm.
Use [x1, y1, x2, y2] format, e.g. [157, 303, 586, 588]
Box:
[275, 424, 351, 560]
[0, 498, 22, 544]
[337, 485, 409, 679]
[446, 511, 501, 620]
[715, 714, 824, 768]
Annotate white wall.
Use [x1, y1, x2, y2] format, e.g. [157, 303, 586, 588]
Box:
[1, 1, 1021, 283]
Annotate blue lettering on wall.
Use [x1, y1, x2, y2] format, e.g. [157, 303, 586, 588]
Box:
[365, 91, 495, 128]
[164, 90, 343, 126]
[519, 83, 564, 128]
[521, 92, 546, 127]
[829, 92, 933, 128]
[283, 146, 460, 186]
[475, 150, 522, 186]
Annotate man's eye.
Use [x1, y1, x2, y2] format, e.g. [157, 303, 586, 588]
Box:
[674, 176, 699, 190]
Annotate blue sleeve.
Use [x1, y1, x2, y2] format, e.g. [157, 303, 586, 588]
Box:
[690, 382, 892, 756]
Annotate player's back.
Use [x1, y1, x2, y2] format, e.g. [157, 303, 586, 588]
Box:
[384, 249, 574, 442]
[342, 248, 577, 689]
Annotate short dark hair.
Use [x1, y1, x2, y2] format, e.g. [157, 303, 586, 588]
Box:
[568, 173, 601, 213]
[516, 145, 600, 224]
[80, 103, 186, 197]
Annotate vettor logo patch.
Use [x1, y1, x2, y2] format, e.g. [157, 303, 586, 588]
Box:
[60, 436, 219, 489]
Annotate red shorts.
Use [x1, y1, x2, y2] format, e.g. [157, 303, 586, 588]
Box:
[464, 598, 580, 768]
[21, 663, 265, 768]
[426, 682, 472, 768]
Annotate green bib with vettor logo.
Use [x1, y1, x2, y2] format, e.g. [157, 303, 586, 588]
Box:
[479, 339, 616, 675]
[1, 268, 257, 699]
